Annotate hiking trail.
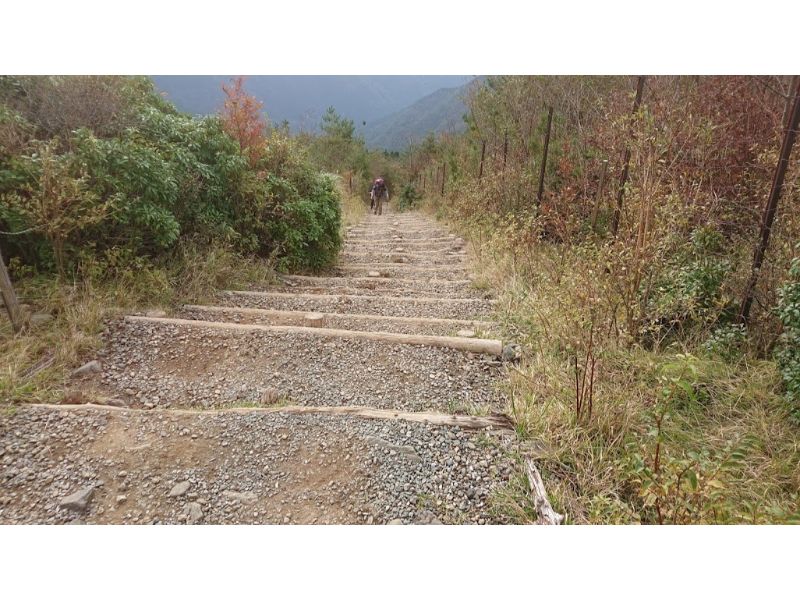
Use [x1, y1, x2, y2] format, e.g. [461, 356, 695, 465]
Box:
[0, 207, 521, 524]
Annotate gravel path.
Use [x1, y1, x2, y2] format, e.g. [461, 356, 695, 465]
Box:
[268, 284, 486, 299]
[177, 306, 497, 337]
[271, 278, 485, 299]
[332, 265, 471, 281]
[1, 207, 520, 525]
[216, 291, 493, 320]
[90, 320, 506, 412]
[0, 407, 516, 524]
[339, 252, 468, 266]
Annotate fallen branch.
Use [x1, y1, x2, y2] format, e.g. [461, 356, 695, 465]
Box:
[525, 459, 564, 525]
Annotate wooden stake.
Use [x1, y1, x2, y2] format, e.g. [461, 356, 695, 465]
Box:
[502, 131, 508, 171]
[590, 159, 609, 231]
[0, 247, 23, 332]
[536, 106, 554, 207]
[440, 162, 446, 196]
[738, 75, 800, 324]
[610, 76, 646, 237]
[478, 140, 486, 180]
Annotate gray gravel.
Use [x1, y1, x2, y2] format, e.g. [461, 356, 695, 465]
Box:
[339, 251, 467, 266]
[177, 306, 498, 337]
[217, 291, 492, 320]
[0, 407, 517, 524]
[271, 279, 485, 299]
[0, 209, 522, 525]
[90, 320, 506, 412]
[332, 265, 471, 281]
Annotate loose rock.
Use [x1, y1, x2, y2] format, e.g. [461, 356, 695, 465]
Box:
[168, 481, 190, 497]
[59, 486, 94, 513]
[72, 360, 102, 378]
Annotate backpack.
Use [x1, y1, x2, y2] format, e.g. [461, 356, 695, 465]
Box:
[373, 178, 386, 196]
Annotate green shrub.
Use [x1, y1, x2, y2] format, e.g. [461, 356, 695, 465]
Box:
[703, 323, 747, 362]
[775, 248, 800, 420]
[397, 183, 422, 212]
[265, 172, 341, 271]
[0, 76, 342, 278]
[644, 226, 731, 340]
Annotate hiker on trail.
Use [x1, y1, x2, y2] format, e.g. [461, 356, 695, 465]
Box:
[370, 177, 389, 215]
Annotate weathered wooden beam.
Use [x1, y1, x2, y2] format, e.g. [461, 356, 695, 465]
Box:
[280, 275, 473, 286]
[30, 402, 515, 430]
[182, 304, 495, 328]
[125, 315, 503, 355]
[336, 263, 468, 272]
[223, 290, 491, 305]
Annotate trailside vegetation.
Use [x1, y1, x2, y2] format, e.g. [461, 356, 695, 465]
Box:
[0, 75, 342, 276]
[0, 75, 342, 404]
[406, 76, 800, 524]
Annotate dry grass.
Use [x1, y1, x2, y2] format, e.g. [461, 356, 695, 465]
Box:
[431, 206, 800, 524]
[339, 186, 368, 232]
[3, 184, 360, 406]
[1, 242, 276, 406]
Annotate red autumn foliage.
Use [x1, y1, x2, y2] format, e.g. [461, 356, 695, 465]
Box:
[220, 76, 266, 167]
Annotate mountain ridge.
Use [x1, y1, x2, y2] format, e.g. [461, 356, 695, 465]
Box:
[359, 80, 476, 150]
[150, 75, 473, 134]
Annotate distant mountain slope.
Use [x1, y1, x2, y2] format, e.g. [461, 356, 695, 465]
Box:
[360, 81, 474, 151]
[150, 76, 473, 133]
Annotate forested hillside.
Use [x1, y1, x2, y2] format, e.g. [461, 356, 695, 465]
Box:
[152, 75, 473, 132]
[360, 80, 474, 150]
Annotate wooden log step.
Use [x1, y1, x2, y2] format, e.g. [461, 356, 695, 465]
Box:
[223, 290, 491, 304]
[336, 263, 468, 272]
[29, 403, 514, 430]
[223, 290, 488, 304]
[183, 304, 494, 328]
[346, 236, 455, 243]
[346, 228, 447, 235]
[124, 315, 503, 355]
[344, 237, 460, 244]
[280, 275, 473, 286]
[343, 248, 466, 256]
